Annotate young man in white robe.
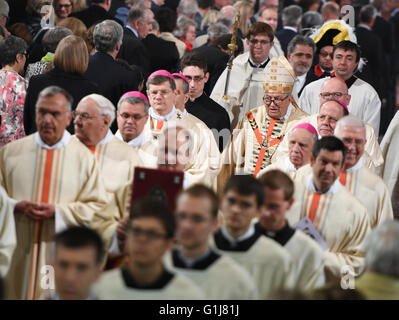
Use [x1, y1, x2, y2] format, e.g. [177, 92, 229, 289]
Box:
[286, 136, 371, 279]
[73, 94, 142, 195]
[217, 55, 308, 192]
[210, 22, 277, 126]
[334, 115, 393, 228]
[256, 170, 326, 290]
[210, 175, 294, 299]
[93, 198, 204, 300]
[164, 185, 258, 299]
[257, 122, 318, 179]
[299, 41, 381, 136]
[0, 86, 111, 300]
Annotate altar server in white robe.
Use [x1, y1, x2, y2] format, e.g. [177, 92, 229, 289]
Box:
[286, 136, 371, 279]
[93, 198, 204, 300]
[256, 170, 326, 290]
[0, 86, 111, 300]
[210, 22, 277, 126]
[334, 115, 393, 228]
[210, 175, 294, 299]
[0, 185, 17, 278]
[73, 94, 142, 195]
[299, 41, 381, 136]
[164, 185, 258, 299]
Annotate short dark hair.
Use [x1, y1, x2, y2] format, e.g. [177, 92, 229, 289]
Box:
[360, 4, 376, 24]
[55, 226, 104, 265]
[246, 22, 274, 42]
[197, 0, 214, 9]
[146, 74, 176, 91]
[312, 136, 346, 164]
[223, 175, 264, 207]
[333, 40, 361, 62]
[130, 197, 176, 238]
[37, 86, 74, 112]
[258, 170, 294, 200]
[154, 7, 177, 33]
[181, 51, 208, 73]
[0, 35, 27, 67]
[178, 184, 219, 218]
[215, 34, 244, 57]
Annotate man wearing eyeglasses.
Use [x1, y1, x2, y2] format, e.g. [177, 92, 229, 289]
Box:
[0, 86, 112, 300]
[93, 197, 205, 299]
[299, 40, 381, 137]
[73, 93, 141, 196]
[217, 55, 308, 189]
[210, 22, 281, 126]
[163, 184, 258, 299]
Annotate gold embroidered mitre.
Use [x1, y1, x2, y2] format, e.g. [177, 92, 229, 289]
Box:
[263, 55, 295, 95]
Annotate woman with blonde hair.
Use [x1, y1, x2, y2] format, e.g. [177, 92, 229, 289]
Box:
[57, 16, 87, 37]
[23, 35, 100, 134]
[200, 9, 218, 32]
[71, 0, 87, 12]
[233, 0, 254, 37]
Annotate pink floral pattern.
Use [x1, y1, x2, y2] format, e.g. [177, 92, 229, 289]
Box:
[0, 70, 28, 147]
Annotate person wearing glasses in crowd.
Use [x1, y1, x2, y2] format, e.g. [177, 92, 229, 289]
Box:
[210, 22, 282, 127]
[217, 55, 308, 191]
[92, 197, 205, 299]
[0, 85, 112, 300]
[53, 0, 73, 24]
[73, 93, 141, 196]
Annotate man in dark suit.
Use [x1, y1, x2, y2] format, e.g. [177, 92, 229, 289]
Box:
[181, 52, 231, 152]
[84, 20, 140, 131]
[275, 5, 302, 56]
[70, 0, 122, 28]
[117, 7, 152, 77]
[141, 20, 180, 73]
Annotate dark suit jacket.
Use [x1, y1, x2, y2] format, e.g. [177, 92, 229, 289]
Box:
[391, 11, 399, 74]
[84, 52, 140, 107]
[275, 28, 297, 57]
[117, 27, 150, 77]
[141, 34, 180, 73]
[186, 93, 231, 152]
[24, 67, 100, 134]
[355, 25, 385, 96]
[192, 44, 229, 96]
[70, 5, 122, 28]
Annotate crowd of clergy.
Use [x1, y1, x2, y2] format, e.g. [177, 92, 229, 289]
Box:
[0, 0, 399, 300]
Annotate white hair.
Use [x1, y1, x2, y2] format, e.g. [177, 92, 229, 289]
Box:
[83, 94, 116, 124]
[334, 115, 366, 138]
[364, 221, 399, 278]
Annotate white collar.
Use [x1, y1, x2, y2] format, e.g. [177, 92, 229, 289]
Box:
[220, 224, 255, 247]
[125, 25, 139, 38]
[285, 156, 297, 172]
[175, 247, 212, 268]
[149, 106, 176, 121]
[282, 102, 293, 120]
[306, 173, 341, 195]
[97, 129, 114, 145]
[249, 56, 269, 68]
[357, 23, 371, 31]
[115, 129, 145, 147]
[294, 73, 307, 92]
[35, 131, 71, 149]
[345, 157, 363, 173]
[283, 26, 297, 32]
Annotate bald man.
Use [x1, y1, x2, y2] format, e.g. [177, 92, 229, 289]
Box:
[74, 94, 141, 195]
[257, 123, 318, 179]
[334, 116, 393, 228]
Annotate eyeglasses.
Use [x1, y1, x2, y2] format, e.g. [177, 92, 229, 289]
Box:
[37, 109, 69, 119]
[249, 39, 271, 45]
[73, 111, 97, 121]
[184, 75, 205, 82]
[57, 3, 72, 8]
[319, 92, 347, 99]
[263, 95, 289, 105]
[128, 226, 168, 241]
[319, 52, 333, 59]
[119, 112, 147, 121]
[148, 90, 172, 97]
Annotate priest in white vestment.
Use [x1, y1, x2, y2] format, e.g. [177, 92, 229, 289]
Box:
[0, 86, 111, 300]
